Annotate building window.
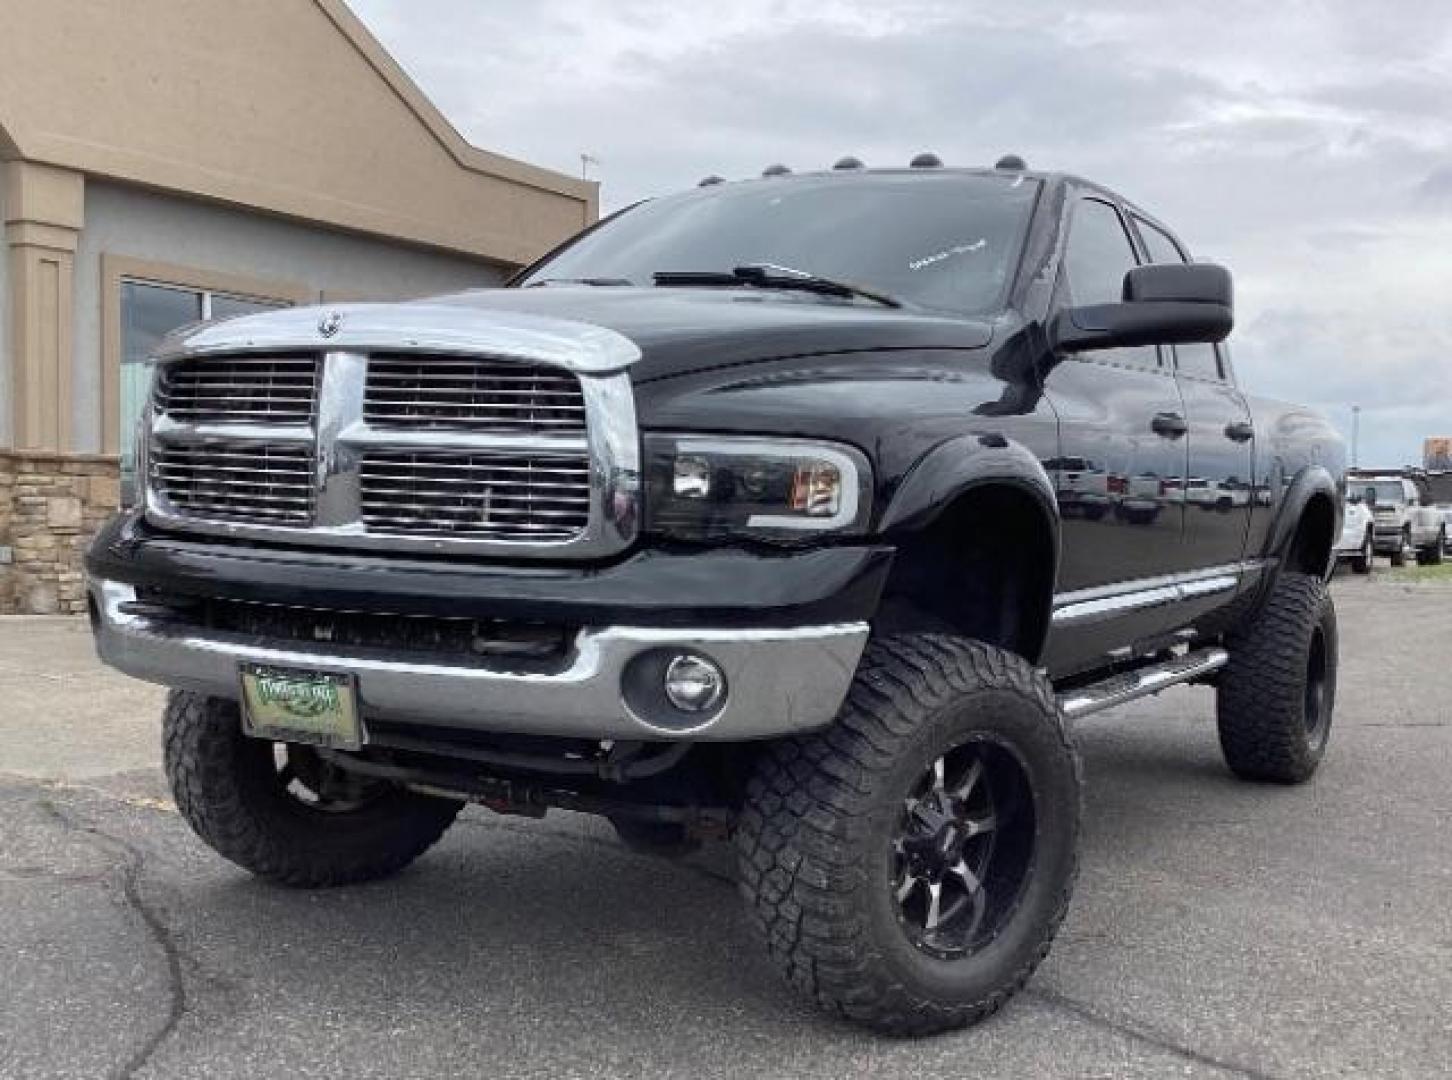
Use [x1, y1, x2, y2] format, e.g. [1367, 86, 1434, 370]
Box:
[119, 280, 289, 503]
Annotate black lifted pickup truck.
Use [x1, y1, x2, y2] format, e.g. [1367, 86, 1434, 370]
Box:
[87, 158, 1346, 1034]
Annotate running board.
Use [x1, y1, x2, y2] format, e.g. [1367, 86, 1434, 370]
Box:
[1057, 646, 1229, 721]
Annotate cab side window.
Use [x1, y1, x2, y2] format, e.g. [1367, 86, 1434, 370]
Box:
[1062, 199, 1159, 370]
[1134, 216, 1224, 381]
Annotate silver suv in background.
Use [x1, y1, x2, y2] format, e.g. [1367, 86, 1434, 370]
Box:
[1356, 476, 1445, 566]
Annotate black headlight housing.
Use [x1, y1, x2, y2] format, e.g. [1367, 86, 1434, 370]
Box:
[643, 434, 872, 542]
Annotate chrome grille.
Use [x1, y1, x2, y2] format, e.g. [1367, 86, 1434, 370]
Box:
[144, 343, 635, 557]
[150, 443, 316, 524]
[153, 355, 319, 424]
[359, 451, 591, 540]
[364, 355, 585, 433]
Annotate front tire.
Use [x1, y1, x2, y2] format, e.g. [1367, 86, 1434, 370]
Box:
[736, 636, 1081, 1035]
[163, 692, 463, 887]
[1216, 573, 1337, 784]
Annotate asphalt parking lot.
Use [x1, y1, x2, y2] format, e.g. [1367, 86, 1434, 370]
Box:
[2, 573, 1449, 1079]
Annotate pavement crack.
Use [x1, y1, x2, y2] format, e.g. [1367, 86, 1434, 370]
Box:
[1359, 721, 1446, 729]
[1027, 988, 1280, 1080]
[0, 865, 110, 885]
[38, 798, 189, 1080]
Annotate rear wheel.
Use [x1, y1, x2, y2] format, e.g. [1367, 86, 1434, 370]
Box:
[736, 636, 1080, 1035]
[163, 692, 463, 887]
[1216, 573, 1337, 783]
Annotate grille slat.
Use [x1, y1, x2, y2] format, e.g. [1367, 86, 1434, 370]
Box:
[359, 450, 590, 541]
[364, 355, 587, 434]
[359, 500, 591, 515]
[154, 467, 312, 483]
[357, 461, 590, 478]
[361, 477, 589, 492]
[154, 356, 319, 424]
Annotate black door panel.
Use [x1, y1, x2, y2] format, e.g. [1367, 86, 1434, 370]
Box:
[1043, 359, 1188, 594]
[1173, 369, 1255, 571]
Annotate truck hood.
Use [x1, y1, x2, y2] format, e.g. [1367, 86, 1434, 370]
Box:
[158, 285, 994, 383]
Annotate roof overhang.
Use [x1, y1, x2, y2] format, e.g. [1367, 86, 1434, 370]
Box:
[0, 0, 595, 266]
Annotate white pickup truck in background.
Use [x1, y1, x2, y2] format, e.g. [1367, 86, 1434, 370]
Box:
[1335, 496, 1374, 574]
[1355, 476, 1446, 566]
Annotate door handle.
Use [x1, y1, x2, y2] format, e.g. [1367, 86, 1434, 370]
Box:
[1151, 412, 1188, 438]
[1224, 421, 1255, 442]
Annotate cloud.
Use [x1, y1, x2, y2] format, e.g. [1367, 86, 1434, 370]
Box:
[348, 0, 1452, 468]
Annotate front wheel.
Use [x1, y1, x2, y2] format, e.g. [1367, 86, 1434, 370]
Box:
[736, 636, 1081, 1035]
[163, 692, 463, 887]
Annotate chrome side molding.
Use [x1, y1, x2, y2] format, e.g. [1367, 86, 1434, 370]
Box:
[1050, 562, 1264, 627]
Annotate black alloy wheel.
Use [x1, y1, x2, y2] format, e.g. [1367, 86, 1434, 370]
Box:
[891, 740, 1034, 960]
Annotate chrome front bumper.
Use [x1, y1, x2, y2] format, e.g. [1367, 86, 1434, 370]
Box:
[90, 580, 868, 742]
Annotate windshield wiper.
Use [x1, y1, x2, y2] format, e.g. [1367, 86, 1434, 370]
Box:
[523, 277, 634, 288]
[652, 264, 902, 308]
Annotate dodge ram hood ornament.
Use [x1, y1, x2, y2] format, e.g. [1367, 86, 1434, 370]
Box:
[317, 311, 344, 338]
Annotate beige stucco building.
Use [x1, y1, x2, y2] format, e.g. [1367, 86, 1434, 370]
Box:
[0, 0, 596, 613]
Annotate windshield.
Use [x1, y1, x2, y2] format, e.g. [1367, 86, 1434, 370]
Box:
[519, 173, 1041, 315]
[1363, 481, 1406, 505]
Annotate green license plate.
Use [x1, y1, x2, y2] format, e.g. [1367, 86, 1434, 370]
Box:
[239, 664, 362, 750]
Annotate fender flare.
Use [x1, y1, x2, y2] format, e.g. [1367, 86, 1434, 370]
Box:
[877, 434, 1061, 658]
[878, 433, 1060, 539]
[1261, 464, 1341, 574]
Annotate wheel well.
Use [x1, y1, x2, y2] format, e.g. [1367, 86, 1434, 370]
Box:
[1287, 492, 1335, 575]
[876, 485, 1056, 662]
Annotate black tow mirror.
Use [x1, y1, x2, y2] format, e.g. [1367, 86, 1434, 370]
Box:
[1052, 263, 1234, 354]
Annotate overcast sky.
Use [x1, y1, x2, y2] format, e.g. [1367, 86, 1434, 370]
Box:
[350, 0, 1452, 469]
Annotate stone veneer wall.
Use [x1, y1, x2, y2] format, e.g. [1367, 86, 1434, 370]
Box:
[0, 451, 121, 614]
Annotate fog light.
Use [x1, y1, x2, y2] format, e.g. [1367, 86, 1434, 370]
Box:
[663, 654, 726, 713]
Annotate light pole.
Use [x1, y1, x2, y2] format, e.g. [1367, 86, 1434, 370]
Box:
[1351, 405, 1360, 469]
